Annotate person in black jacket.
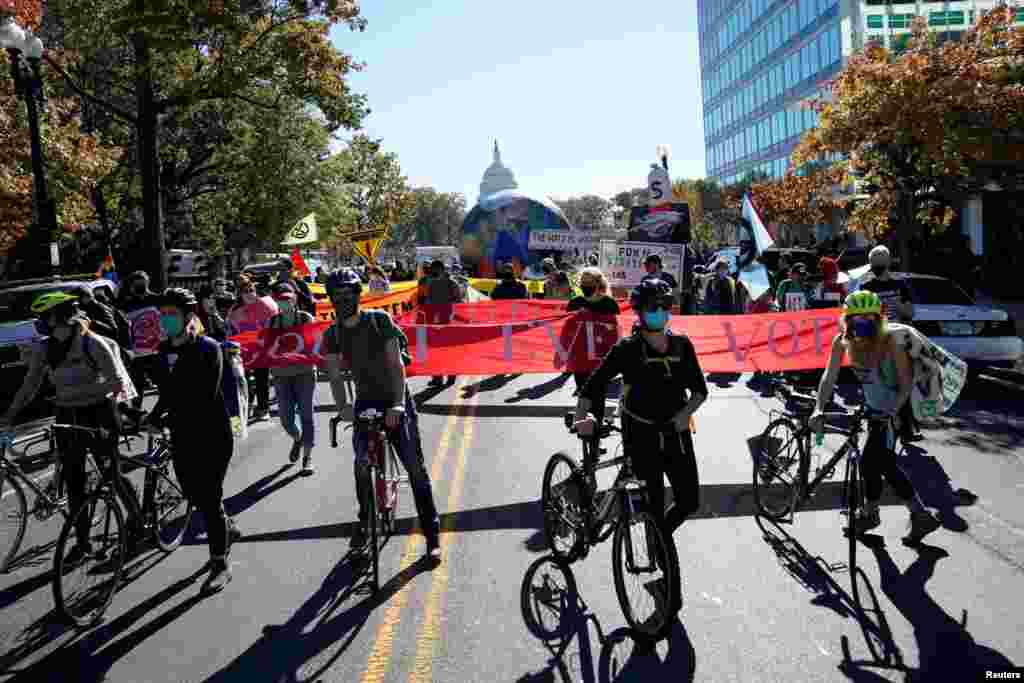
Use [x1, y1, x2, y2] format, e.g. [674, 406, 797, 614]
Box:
[490, 263, 528, 300]
[73, 286, 120, 344]
[147, 288, 240, 594]
[117, 270, 165, 410]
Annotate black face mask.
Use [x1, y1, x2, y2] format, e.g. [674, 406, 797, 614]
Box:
[871, 265, 887, 276]
[580, 285, 597, 298]
[335, 293, 359, 318]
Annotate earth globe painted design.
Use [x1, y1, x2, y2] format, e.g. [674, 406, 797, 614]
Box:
[461, 190, 572, 278]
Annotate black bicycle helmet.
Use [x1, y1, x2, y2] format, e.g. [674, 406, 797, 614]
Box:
[629, 278, 672, 311]
[325, 268, 363, 299]
[160, 287, 198, 313]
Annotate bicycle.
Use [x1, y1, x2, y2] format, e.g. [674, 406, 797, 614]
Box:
[752, 382, 889, 589]
[330, 408, 405, 593]
[0, 421, 101, 572]
[541, 412, 681, 638]
[52, 422, 193, 627]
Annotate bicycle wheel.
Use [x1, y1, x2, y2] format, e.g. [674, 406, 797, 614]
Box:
[541, 452, 586, 564]
[612, 510, 678, 638]
[0, 474, 28, 572]
[753, 418, 805, 520]
[53, 492, 126, 627]
[367, 464, 380, 592]
[151, 465, 194, 552]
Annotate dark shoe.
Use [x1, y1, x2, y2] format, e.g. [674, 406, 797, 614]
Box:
[300, 456, 315, 476]
[350, 525, 368, 550]
[446, 376, 457, 385]
[850, 508, 881, 535]
[901, 430, 924, 444]
[426, 535, 441, 564]
[903, 510, 941, 546]
[289, 440, 302, 464]
[428, 377, 443, 387]
[64, 542, 93, 565]
[202, 560, 232, 593]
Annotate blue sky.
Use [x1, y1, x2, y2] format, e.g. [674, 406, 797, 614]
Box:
[329, 1, 706, 205]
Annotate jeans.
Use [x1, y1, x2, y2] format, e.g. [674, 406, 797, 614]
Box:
[861, 418, 916, 503]
[56, 402, 143, 547]
[623, 416, 700, 537]
[252, 368, 270, 412]
[353, 389, 440, 540]
[274, 373, 316, 448]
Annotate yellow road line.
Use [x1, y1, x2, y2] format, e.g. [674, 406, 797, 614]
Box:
[409, 392, 478, 682]
[361, 379, 468, 683]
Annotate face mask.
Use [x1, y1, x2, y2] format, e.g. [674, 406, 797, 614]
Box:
[642, 309, 670, 331]
[580, 285, 597, 298]
[871, 265, 887, 276]
[335, 294, 359, 318]
[276, 300, 295, 319]
[160, 314, 184, 338]
[849, 317, 879, 339]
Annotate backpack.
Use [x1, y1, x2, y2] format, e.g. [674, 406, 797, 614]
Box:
[888, 323, 968, 420]
[71, 333, 139, 405]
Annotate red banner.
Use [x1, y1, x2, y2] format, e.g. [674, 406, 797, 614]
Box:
[232, 305, 844, 374]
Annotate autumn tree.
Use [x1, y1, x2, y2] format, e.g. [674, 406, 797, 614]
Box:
[0, 1, 122, 266]
[44, 0, 371, 287]
[391, 187, 466, 249]
[792, 7, 1024, 267]
[554, 194, 613, 231]
[325, 135, 413, 260]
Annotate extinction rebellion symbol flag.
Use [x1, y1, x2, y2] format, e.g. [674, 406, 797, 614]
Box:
[282, 213, 318, 245]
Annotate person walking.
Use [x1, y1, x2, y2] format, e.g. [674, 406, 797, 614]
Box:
[268, 282, 317, 474]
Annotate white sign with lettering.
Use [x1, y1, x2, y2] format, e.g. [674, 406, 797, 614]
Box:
[599, 240, 684, 288]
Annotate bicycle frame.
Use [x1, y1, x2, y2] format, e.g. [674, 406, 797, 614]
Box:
[0, 426, 99, 521]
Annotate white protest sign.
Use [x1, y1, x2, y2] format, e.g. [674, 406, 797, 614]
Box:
[599, 240, 684, 288]
[527, 230, 602, 252]
[785, 292, 808, 312]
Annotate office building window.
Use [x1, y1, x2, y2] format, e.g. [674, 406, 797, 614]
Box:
[946, 11, 965, 25]
[775, 63, 784, 97]
[801, 43, 812, 81]
[929, 12, 947, 27]
[889, 13, 914, 29]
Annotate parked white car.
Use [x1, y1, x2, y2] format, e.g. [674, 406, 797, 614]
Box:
[847, 272, 1022, 373]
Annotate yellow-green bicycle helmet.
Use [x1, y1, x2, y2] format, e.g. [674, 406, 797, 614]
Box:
[30, 291, 79, 316]
[843, 290, 882, 317]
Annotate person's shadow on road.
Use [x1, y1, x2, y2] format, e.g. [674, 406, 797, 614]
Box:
[204, 549, 435, 683]
[897, 452, 978, 533]
[518, 555, 696, 683]
[862, 539, 1018, 681]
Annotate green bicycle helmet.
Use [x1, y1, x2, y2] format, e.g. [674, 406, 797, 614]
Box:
[843, 290, 882, 317]
[30, 291, 79, 316]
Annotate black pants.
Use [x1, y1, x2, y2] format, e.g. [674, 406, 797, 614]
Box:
[56, 402, 142, 546]
[624, 418, 700, 536]
[253, 367, 270, 412]
[172, 435, 233, 559]
[129, 354, 165, 410]
[862, 419, 916, 503]
[898, 400, 918, 436]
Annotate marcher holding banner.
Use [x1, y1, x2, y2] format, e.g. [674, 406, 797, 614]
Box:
[810, 291, 941, 545]
[268, 282, 317, 475]
[562, 267, 620, 422]
[118, 270, 166, 411]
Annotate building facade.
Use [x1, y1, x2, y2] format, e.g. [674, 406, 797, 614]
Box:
[698, 0, 1022, 187]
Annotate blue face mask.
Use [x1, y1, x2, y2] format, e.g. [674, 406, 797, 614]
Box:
[642, 309, 670, 331]
[160, 314, 183, 338]
[849, 317, 879, 338]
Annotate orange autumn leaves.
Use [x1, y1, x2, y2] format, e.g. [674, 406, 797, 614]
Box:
[784, 8, 1024, 237]
[0, 3, 122, 252]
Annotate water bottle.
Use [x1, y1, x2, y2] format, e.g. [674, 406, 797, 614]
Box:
[815, 431, 824, 448]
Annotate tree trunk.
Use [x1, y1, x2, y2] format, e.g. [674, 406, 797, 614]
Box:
[134, 25, 165, 291]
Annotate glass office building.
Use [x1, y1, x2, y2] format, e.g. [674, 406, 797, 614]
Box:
[698, 0, 1019, 186]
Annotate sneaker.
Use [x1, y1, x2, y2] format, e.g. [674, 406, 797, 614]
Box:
[289, 440, 302, 464]
[426, 535, 442, 564]
[903, 510, 941, 546]
[64, 542, 93, 565]
[300, 456, 315, 476]
[428, 377, 444, 387]
[203, 560, 232, 593]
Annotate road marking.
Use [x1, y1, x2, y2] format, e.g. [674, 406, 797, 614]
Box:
[361, 379, 469, 683]
[409, 391, 478, 683]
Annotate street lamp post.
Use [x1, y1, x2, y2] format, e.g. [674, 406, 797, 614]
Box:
[1, 17, 59, 276]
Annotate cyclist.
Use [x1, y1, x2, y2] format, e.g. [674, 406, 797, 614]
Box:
[147, 288, 240, 593]
[322, 269, 442, 563]
[810, 291, 940, 544]
[0, 292, 145, 561]
[573, 279, 708, 613]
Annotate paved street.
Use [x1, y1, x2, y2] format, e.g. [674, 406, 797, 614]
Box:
[0, 371, 1022, 682]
